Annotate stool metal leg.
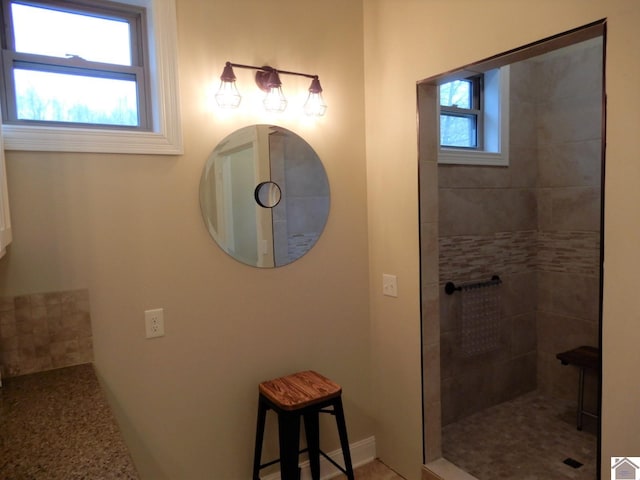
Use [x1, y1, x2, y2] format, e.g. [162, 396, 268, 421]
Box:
[577, 366, 585, 431]
[303, 411, 321, 480]
[278, 411, 301, 480]
[333, 399, 355, 480]
[253, 397, 268, 480]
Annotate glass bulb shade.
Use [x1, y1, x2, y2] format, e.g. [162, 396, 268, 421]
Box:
[303, 91, 327, 117]
[215, 80, 241, 108]
[263, 86, 287, 112]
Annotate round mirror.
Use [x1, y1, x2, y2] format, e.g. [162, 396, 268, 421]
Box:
[199, 125, 330, 268]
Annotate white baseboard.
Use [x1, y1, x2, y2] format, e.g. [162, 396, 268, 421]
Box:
[261, 435, 376, 480]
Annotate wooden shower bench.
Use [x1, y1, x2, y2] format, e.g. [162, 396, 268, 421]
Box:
[556, 345, 600, 430]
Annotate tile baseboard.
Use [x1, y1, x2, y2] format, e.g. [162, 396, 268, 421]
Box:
[423, 458, 479, 480]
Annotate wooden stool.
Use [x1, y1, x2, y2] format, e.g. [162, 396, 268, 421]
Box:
[252, 370, 355, 480]
[556, 345, 600, 430]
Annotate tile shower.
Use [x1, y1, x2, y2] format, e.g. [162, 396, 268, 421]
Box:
[421, 36, 603, 473]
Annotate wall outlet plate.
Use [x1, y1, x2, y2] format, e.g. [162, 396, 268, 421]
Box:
[382, 274, 398, 297]
[145, 308, 165, 338]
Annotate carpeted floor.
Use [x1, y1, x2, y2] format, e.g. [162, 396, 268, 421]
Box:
[442, 390, 597, 480]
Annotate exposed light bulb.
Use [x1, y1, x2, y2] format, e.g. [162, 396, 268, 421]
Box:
[215, 62, 241, 108]
[304, 91, 327, 117]
[263, 86, 287, 113]
[304, 77, 327, 116]
[215, 80, 241, 108]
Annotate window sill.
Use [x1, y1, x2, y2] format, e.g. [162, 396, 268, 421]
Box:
[438, 148, 508, 166]
[2, 123, 183, 155]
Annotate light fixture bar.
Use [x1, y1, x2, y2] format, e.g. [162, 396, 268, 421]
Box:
[224, 62, 318, 80]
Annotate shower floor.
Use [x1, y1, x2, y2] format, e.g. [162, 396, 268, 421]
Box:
[442, 390, 598, 480]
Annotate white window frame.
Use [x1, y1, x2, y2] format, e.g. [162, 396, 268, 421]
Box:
[438, 66, 510, 166]
[0, 110, 11, 259]
[1, 0, 182, 155]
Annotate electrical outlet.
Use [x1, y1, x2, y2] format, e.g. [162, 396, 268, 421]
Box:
[382, 274, 398, 297]
[145, 308, 165, 338]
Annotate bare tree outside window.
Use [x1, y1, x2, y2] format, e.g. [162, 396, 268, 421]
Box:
[439, 77, 481, 148]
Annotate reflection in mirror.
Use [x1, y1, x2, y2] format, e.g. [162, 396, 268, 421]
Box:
[254, 181, 282, 208]
[199, 125, 330, 268]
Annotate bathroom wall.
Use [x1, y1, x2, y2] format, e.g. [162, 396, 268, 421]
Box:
[436, 39, 602, 426]
[438, 61, 539, 425]
[0, 1, 372, 478]
[365, 2, 638, 478]
[534, 39, 602, 408]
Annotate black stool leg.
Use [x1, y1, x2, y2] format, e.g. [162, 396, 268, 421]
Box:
[278, 411, 301, 480]
[333, 398, 354, 480]
[253, 396, 268, 480]
[303, 411, 321, 480]
[577, 366, 585, 431]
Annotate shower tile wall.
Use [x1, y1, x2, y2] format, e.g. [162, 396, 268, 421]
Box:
[535, 38, 602, 409]
[438, 58, 538, 425]
[438, 38, 602, 425]
[270, 131, 330, 265]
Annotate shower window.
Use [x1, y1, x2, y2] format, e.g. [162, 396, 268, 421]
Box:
[440, 75, 483, 149]
[438, 67, 510, 166]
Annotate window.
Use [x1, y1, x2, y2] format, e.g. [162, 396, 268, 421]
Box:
[0, 0, 182, 154]
[439, 75, 483, 149]
[438, 67, 509, 166]
[1, 0, 150, 129]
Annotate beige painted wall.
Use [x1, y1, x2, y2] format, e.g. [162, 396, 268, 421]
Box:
[0, 1, 373, 478]
[4, 1, 640, 479]
[363, 1, 640, 479]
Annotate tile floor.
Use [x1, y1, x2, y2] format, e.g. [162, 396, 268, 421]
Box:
[442, 390, 598, 480]
[334, 460, 405, 479]
[335, 391, 597, 480]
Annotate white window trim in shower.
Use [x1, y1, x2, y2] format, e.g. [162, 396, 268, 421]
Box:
[438, 66, 510, 166]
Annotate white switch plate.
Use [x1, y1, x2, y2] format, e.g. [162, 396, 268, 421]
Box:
[382, 274, 398, 297]
[145, 308, 165, 338]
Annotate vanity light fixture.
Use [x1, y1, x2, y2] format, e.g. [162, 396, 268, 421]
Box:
[214, 62, 241, 108]
[215, 61, 327, 117]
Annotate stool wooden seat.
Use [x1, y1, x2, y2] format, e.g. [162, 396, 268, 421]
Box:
[556, 346, 600, 430]
[252, 371, 355, 480]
